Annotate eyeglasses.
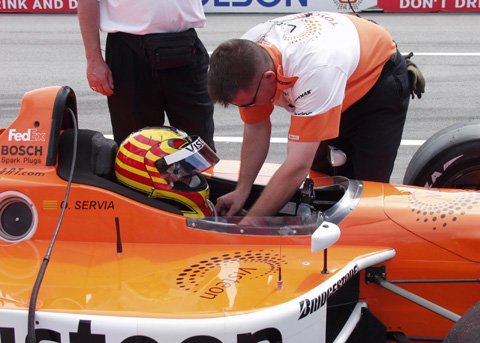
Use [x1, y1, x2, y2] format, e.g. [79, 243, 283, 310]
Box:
[235, 70, 267, 108]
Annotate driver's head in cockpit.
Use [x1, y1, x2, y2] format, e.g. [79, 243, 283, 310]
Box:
[115, 127, 219, 218]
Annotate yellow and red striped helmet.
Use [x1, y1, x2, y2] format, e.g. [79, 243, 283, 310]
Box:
[115, 127, 219, 218]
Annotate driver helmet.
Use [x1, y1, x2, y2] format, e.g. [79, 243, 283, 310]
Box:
[115, 127, 219, 218]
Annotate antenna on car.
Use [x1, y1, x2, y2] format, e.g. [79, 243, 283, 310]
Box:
[322, 250, 330, 275]
[311, 222, 341, 274]
[277, 228, 284, 289]
[115, 216, 123, 255]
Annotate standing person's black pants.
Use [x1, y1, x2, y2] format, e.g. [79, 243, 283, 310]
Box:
[105, 31, 215, 150]
[311, 49, 410, 182]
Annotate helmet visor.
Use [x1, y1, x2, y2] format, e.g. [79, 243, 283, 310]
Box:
[155, 137, 219, 184]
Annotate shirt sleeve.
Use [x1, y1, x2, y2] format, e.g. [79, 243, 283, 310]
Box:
[288, 65, 348, 142]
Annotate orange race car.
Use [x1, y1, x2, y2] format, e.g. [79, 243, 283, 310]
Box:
[0, 86, 479, 343]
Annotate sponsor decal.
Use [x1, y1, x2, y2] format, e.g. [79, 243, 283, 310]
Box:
[277, 80, 295, 86]
[200, 267, 256, 300]
[293, 111, 312, 116]
[407, 187, 480, 231]
[1, 156, 42, 165]
[2, 129, 44, 165]
[164, 137, 207, 164]
[176, 250, 285, 299]
[298, 264, 359, 320]
[0, 0, 78, 12]
[377, 0, 480, 11]
[186, 138, 206, 153]
[294, 90, 312, 102]
[0, 320, 283, 343]
[288, 134, 300, 140]
[202, 0, 307, 8]
[1, 145, 43, 157]
[0, 167, 45, 176]
[8, 129, 45, 142]
[1, 0, 310, 12]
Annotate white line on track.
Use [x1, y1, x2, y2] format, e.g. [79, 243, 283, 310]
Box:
[214, 137, 425, 146]
[106, 135, 425, 146]
[207, 51, 480, 57]
[408, 52, 480, 56]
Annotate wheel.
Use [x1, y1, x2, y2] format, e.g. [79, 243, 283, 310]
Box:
[444, 301, 480, 343]
[403, 121, 480, 189]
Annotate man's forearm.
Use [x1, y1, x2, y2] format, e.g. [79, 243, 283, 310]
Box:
[236, 119, 271, 194]
[78, 0, 103, 62]
[247, 140, 320, 217]
[246, 161, 309, 217]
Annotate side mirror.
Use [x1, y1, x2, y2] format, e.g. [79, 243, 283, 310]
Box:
[311, 221, 340, 253]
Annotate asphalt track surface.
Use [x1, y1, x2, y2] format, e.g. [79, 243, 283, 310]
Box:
[1, 12, 479, 184]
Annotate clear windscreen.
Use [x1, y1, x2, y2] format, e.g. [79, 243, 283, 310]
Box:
[157, 137, 219, 184]
[186, 213, 324, 236]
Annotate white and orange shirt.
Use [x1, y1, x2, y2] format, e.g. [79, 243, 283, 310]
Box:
[239, 12, 397, 142]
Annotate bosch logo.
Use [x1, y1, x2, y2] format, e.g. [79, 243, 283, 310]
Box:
[1, 145, 43, 156]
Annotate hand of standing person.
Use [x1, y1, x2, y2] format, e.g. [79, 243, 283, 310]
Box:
[215, 119, 271, 216]
[78, 0, 114, 96]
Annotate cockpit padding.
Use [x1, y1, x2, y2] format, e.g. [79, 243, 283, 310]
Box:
[57, 129, 182, 214]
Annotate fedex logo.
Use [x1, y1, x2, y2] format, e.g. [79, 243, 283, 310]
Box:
[8, 129, 45, 142]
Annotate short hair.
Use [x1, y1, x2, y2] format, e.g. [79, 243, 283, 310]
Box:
[208, 39, 271, 107]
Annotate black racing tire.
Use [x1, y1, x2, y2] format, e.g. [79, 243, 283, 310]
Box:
[403, 121, 480, 189]
[444, 301, 480, 343]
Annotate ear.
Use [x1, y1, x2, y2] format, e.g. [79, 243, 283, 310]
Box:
[263, 70, 277, 84]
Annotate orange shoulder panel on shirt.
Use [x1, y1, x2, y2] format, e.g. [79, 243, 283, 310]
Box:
[289, 105, 342, 142]
[343, 15, 397, 111]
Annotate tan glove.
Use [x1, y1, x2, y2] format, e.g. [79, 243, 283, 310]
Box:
[405, 52, 425, 99]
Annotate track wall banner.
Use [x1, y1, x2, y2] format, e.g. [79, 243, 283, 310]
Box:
[0, 0, 478, 13]
[376, 0, 480, 11]
[201, 0, 378, 12]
